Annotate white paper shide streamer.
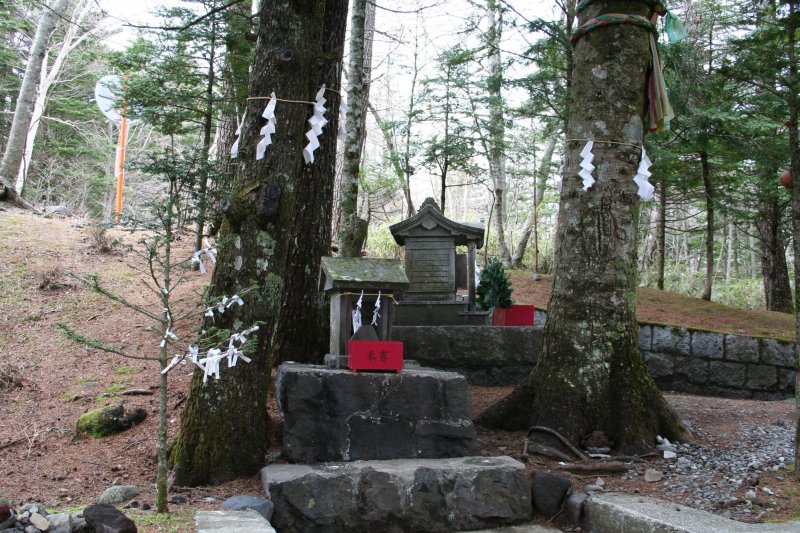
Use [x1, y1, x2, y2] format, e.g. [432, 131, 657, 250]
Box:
[633, 147, 655, 200]
[230, 111, 247, 159]
[371, 291, 381, 327]
[578, 141, 595, 191]
[303, 86, 328, 164]
[256, 92, 277, 160]
[191, 247, 217, 274]
[352, 290, 363, 333]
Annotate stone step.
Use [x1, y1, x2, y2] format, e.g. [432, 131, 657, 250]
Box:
[261, 456, 531, 533]
[195, 510, 276, 532]
[584, 493, 800, 532]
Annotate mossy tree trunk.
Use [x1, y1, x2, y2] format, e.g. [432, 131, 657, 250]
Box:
[477, 0, 685, 454]
[173, 0, 348, 486]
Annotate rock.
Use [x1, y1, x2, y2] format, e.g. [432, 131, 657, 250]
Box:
[70, 515, 91, 533]
[25, 525, 38, 533]
[76, 404, 147, 438]
[30, 512, 51, 531]
[586, 484, 604, 493]
[220, 496, 274, 521]
[44, 206, 70, 216]
[595, 477, 605, 487]
[83, 504, 137, 533]
[167, 495, 187, 505]
[744, 490, 757, 502]
[97, 485, 140, 505]
[585, 447, 611, 455]
[0, 500, 13, 530]
[531, 471, 572, 519]
[566, 491, 588, 525]
[263, 456, 530, 532]
[664, 450, 677, 460]
[48, 512, 70, 533]
[644, 469, 663, 482]
[140, 503, 150, 511]
[276, 364, 479, 463]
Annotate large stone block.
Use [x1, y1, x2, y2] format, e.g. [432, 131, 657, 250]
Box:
[262, 457, 531, 533]
[651, 326, 690, 355]
[276, 364, 478, 463]
[779, 368, 796, 390]
[638, 326, 652, 352]
[709, 361, 746, 388]
[759, 338, 795, 367]
[725, 335, 758, 363]
[392, 326, 541, 386]
[642, 352, 673, 379]
[747, 365, 778, 390]
[674, 356, 708, 385]
[691, 331, 723, 359]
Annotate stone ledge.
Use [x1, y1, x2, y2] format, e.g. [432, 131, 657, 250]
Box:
[262, 456, 532, 533]
[195, 510, 276, 533]
[583, 493, 800, 533]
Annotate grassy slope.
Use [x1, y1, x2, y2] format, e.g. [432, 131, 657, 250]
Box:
[509, 271, 795, 342]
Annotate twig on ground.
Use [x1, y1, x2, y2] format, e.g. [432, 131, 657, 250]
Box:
[523, 441, 574, 462]
[556, 461, 629, 474]
[0, 437, 25, 450]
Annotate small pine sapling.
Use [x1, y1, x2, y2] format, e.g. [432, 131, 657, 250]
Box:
[476, 257, 514, 310]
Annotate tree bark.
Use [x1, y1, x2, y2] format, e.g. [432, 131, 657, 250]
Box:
[0, 0, 69, 208]
[338, 0, 369, 256]
[758, 196, 792, 313]
[173, 0, 348, 486]
[486, 0, 511, 265]
[511, 136, 555, 268]
[700, 150, 713, 301]
[657, 178, 666, 290]
[477, 0, 685, 454]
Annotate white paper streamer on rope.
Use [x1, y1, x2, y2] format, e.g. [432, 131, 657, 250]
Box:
[633, 147, 655, 200]
[256, 92, 277, 160]
[230, 111, 247, 159]
[578, 141, 595, 191]
[191, 247, 216, 274]
[371, 291, 381, 327]
[338, 100, 348, 141]
[302, 86, 328, 164]
[352, 290, 363, 333]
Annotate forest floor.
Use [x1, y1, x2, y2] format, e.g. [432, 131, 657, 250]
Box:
[0, 206, 798, 532]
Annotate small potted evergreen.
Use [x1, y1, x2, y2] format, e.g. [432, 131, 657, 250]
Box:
[476, 258, 535, 326]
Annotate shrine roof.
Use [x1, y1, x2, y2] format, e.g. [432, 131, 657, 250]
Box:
[319, 257, 410, 292]
[389, 198, 485, 248]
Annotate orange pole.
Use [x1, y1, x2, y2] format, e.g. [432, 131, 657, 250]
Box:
[114, 113, 128, 223]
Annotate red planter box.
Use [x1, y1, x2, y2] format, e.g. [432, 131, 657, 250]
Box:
[492, 305, 535, 326]
[348, 341, 404, 372]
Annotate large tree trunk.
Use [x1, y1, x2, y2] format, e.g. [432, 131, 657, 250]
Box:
[486, 0, 511, 265]
[0, 0, 69, 208]
[173, 0, 348, 486]
[477, 0, 685, 454]
[510, 136, 555, 268]
[758, 196, 793, 313]
[700, 150, 713, 301]
[338, 0, 372, 257]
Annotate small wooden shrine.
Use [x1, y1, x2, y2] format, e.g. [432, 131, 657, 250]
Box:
[389, 198, 485, 310]
[319, 257, 409, 360]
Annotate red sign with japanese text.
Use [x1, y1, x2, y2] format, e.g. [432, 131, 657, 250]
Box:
[348, 341, 404, 372]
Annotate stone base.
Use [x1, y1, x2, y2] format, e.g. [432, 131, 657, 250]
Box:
[395, 301, 489, 326]
[261, 456, 531, 533]
[275, 364, 479, 463]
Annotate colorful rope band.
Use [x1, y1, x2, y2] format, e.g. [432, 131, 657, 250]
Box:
[571, 14, 655, 43]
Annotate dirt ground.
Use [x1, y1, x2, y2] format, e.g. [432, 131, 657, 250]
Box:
[0, 207, 798, 531]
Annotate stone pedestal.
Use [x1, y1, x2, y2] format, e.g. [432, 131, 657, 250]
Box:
[261, 456, 531, 533]
[275, 364, 479, 463]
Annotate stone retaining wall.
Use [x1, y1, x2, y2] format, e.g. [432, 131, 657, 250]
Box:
[638, 324, 795, 400]
[394, 316, 796, 399]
